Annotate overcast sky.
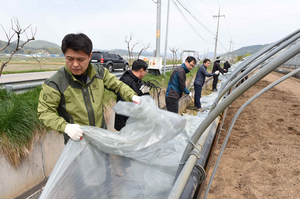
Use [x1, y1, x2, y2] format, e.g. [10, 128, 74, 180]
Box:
[0, 0, 299, 56]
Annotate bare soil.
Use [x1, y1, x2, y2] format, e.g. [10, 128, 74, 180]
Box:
[200, 72, 300, 198]
[3, 60, 64, 72]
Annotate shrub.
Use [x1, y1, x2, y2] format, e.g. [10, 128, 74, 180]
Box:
[0, 87, 46, 167]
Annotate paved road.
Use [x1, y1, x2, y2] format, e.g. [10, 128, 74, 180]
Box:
[0, 71, 57, 84]
[0, 65, 173, 88]
[0, 69, 125, 84]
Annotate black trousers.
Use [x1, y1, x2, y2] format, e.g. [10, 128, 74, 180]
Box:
[165, 97, 179, 114]
[194, 84, 202, 108]
[212, 75, 219, 90]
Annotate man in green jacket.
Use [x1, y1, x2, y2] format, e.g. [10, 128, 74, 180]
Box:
[37, 33, 140, 144]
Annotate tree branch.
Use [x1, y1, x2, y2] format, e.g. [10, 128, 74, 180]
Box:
[137, 42, 151, 59]
[0, 18, 37, 76]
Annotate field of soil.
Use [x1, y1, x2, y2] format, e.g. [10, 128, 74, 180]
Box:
[2, 59, 65, 72]
[200, 72, 300, 198]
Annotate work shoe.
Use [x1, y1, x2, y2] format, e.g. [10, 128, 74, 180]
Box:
[196, 108, 204, 112]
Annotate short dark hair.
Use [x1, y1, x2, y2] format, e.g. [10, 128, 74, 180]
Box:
[132, 59, 148, 71]
[203, 58, 211, 64]
[61, 33, 93, 55]
[185, 56, 197, 64]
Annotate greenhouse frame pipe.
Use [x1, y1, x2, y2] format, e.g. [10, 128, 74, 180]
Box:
[219, 31, 300, 97]
[179, 118, 219, 199]
[220, 28, 300, 91]
[178, 95, 229, 199]
[212, 32, 300, 111]
[175, 41, 300, 179]
[168, 152, 198, 199]
[168, 119, 217, 199]
[203, 66, 300, 199]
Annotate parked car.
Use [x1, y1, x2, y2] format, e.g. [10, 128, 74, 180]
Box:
[90, 51, 129, 72]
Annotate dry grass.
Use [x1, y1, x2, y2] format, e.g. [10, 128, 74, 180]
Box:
[4, 62, 64, 72]
[2, 59, 65, 72]
[103, 99, 116, 128]
[0, 128, 47, 168]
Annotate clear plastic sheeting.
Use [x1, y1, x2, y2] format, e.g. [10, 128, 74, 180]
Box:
[198, 91, 220, 115]
[40, 96, 207, 199]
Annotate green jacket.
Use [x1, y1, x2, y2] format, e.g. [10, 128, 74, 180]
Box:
[37, 63, 136, 138]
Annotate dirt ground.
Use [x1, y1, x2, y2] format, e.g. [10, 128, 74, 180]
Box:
[200, 72, 300, 199]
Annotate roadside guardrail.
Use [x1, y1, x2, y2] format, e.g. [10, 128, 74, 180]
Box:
[0, 66, 174, 93]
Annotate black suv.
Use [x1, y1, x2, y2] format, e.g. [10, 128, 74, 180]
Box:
[90, 51, 129, 72]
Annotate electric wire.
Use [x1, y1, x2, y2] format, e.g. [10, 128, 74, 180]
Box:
[175, 0, 215, 36]
[217, 40, 229, 54]
[174, 0, 231, 54]
[215, 0, 221, 8]
[220, 8, 233, 40]
[200, 0, 214, 16]
[172, 0, 214, 44]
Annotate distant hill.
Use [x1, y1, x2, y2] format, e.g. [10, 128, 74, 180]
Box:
[1, 38, 270, 59]
[200, 44, 270, 59]
[0, 39, 62, 54]
[17, 40, 61, 49]
[219, 44, 269, 58]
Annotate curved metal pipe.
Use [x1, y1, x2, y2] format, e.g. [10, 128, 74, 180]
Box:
[203, 66, 300, 199]
[220, 28, 300, 91]
[175, 41, 300, 180]
[212, 32, 300, 112]
[179, 118, 219, 199]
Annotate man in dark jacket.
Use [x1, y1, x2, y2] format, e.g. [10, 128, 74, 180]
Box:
[223, 60, 231, 73]
[165, 56, 196, 113]
[212, 59, 225, 91]
[194, 59, 219, 112]
[114, 59, 149, 131]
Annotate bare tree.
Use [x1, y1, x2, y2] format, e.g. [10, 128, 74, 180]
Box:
[124, 33, 140, 67]
[169, 47, 181, 70]
[0, 18, 37, 76]
[28, 50, 45, 69]
[137, 42, 151, 59]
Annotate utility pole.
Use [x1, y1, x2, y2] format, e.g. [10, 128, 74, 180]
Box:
[228, 39, 233, 61]
[156, 0, 161, 57]
[207, 48, 209, 58]
[232, 41, 235, 62]
[213, 7, 225, 61]
[163, 0, 171, 75]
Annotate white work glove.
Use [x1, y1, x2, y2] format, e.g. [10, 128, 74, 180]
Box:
[215, 70, 219, 75]
[64, 124, 83, 141]
[189, 92, 193, 98]
[140, 85, 150, 94]
[132, 95, 141, 104]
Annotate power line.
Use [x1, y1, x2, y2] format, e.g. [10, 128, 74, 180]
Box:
[200, 0, 214, 16]
[172, 0, 214, 44]
[180, 0, 215, 34]
[175, 0, 215, 36]
[218, 40, 228, 53]
[215, 0, 221, 8]
[220, 8, 232, 39]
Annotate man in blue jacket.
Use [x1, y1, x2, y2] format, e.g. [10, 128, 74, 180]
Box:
[165, 56, 196, 113]
[194, 59, 219, 112]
